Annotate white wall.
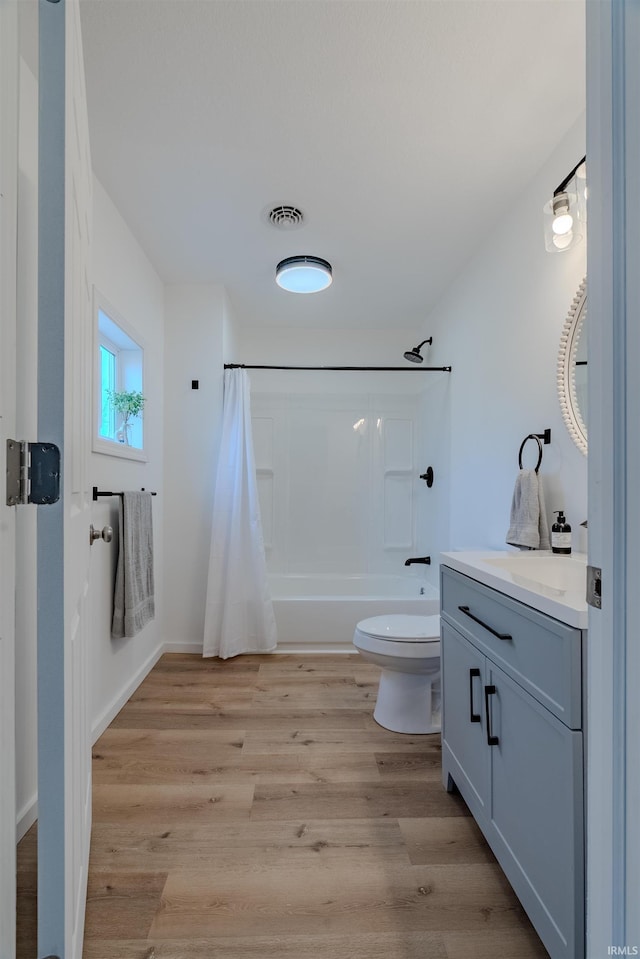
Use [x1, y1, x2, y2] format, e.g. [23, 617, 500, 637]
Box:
[89, 177, 166, 737]
[223, 289, 240, 362]
[163, 284, 229, 647]
[236, 326, 425, 373]
[425, 116, 588, 555]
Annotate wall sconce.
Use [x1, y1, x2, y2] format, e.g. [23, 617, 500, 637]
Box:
[543, 156, 587, 253]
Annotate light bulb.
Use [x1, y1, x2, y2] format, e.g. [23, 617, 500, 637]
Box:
[551, 192, 574, 235]
[544, 180, 584, 253]
[552, 212, 574, 236]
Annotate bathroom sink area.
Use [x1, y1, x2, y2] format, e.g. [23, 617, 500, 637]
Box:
[440, 550, 588, 627]
[483, 553, 587, 593]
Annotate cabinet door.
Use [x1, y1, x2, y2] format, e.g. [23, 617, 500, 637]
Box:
[487, 664, 584, 959]
[441, 622, 490, 820]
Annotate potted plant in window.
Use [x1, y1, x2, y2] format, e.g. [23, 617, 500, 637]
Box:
[108, 390, 145, 445]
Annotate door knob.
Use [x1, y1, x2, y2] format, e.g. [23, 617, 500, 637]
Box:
[89, 524, 113, 545]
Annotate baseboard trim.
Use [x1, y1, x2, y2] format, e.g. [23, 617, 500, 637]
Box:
[91, 643, 164, 743]
[271, 643, 355, 654]
[16, 793, 38, 843]
[162, 642, 355, 655]
[163, 642, 205, 654]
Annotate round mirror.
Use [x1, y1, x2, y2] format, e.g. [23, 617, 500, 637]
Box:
[557, 278, 587, 455]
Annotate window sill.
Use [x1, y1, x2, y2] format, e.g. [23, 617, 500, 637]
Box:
[92, 436, 148, 463]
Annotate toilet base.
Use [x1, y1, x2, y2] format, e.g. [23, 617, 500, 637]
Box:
[373, 667, 441, 734]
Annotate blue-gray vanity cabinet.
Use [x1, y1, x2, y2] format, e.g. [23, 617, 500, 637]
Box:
[440, 621, 490, 820]
[440, 565, 585, 959]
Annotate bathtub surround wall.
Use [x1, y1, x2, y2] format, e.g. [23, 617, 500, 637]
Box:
[426, 115, 587, 553]
[90, 177, 165, 739]
[252, 389, 428, 577]
[244, 329, 451, 594]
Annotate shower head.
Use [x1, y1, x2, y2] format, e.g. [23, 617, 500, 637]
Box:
[403, 338, 432, 364]
[404, 347, 423, 364]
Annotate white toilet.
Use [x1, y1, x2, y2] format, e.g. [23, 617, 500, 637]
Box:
[352, 613, 441, 734]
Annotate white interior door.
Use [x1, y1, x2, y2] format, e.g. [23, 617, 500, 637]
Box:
[38, 1, 93, 956]
[0, 2, 18, 955]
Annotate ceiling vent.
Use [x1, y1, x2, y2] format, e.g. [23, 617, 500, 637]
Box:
[267, 205, 305, 229]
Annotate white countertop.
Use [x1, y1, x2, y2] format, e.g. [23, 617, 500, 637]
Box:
[440, 550, 589, 628]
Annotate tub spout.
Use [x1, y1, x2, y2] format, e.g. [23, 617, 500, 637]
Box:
[404, 556, 431, 566]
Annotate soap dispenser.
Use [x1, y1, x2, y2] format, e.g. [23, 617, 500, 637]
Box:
[551, 511, 572, 555]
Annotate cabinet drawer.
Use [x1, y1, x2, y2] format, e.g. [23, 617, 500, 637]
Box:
[441, 566, 582, 728]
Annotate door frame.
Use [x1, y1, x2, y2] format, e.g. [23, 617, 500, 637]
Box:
[37, 2, 67, 947]
[586, 0, 640, 952]
[0, 2, 18, 955]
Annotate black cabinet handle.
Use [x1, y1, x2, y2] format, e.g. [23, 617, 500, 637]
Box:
[458, 605, 512, 641]
[469, 668, 481, 723]
[484, 685, 499, 746]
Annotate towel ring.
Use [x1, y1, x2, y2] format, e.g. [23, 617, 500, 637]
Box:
[518, 434, 543, 473]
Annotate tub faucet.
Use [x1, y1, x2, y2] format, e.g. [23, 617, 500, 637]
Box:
[405, 556, 431, 566]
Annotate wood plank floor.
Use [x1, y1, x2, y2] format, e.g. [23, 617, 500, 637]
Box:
[17, 653, 549, 958]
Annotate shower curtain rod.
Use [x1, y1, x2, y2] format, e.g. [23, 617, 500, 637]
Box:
[224, 363, 452, 372]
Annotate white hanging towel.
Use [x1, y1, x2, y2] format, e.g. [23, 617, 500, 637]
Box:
[203, 368, 277, 658]
[506, 469, 551, 550]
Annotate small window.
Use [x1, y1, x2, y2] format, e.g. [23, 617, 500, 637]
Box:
[93, 290, 146, 461]
[99, 340, 117, 440]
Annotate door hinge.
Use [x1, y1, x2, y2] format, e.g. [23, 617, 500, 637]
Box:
[5, 439, 61, 506]
[587, 564, 602, 609]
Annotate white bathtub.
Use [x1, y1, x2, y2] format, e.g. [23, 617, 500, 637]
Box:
[269, 574, 440, 651]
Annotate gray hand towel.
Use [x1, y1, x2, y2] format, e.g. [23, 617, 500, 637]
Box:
[506, 469, 551, 550]
[112, 491, 155, 638]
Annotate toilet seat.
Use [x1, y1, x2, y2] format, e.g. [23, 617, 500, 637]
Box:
[356, 614, 440, 642]
[353, 614, 440, 662]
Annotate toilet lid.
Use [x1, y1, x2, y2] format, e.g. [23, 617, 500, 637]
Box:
[356, 614, 440, 642]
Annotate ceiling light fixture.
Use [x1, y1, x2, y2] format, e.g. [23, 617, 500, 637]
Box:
[275, 255, 333, 294]
[543, 156, 587, 253]
[403, 337, 433, 364]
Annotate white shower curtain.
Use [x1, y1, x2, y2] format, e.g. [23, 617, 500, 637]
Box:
[203, 368, 277, 658]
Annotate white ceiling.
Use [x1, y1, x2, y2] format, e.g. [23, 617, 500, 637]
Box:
[79, 0, 585, 330]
